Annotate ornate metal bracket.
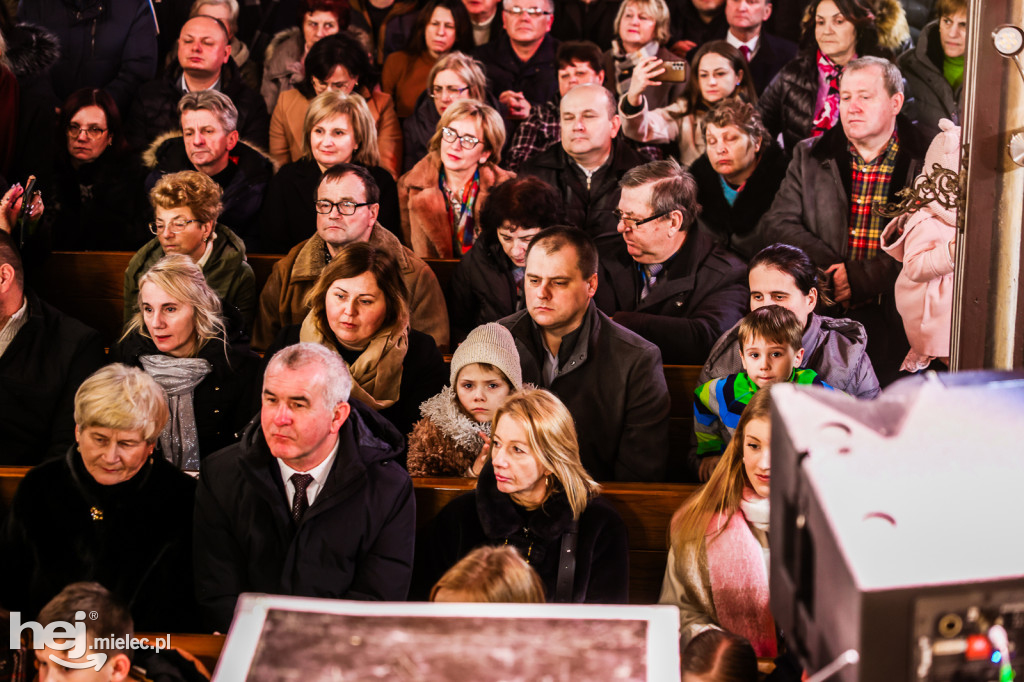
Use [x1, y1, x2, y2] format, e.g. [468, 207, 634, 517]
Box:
[874, 163, 964, 219]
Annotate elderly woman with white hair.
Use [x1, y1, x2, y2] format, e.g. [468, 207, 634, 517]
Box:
[0, 364, 199, 632]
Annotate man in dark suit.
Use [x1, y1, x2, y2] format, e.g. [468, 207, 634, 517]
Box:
[725, 0, 798, 94]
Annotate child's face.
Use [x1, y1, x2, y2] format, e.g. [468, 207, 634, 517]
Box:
[740, 335, 804, 388]
[456, 363, 512, 424]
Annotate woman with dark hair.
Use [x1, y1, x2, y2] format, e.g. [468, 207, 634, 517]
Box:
[621, 41, 757, 167]
[382, 0, 473, 119]
[758, 0, 891, 153]
[447, 176, 564, 342]
[681, 621, 759, 681]
[260, 0, 358, 113]
[47, 88, 149, 250]
[699, 243, 880, 398]
[269, 31, 402, 177]
[269, 241, 447, 441]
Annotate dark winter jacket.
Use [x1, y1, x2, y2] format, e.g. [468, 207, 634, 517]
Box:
[666, 0, 728, 56]
[700, 312, 881, 399]
[897, 20, 961, 142]
[193, 404, 416, 633]
[757, 117, 929, 304]
[690, 141, 789, 259]
[124, 59, 269, 152]
[143, 132, 274, 250]
[448, 237, 521, 343]
[0, 290, 104, 465]
[419, 461, 630, 603]
[473, 33, 560, 109]
[258, 158, 401, 255]
[747, 33, 799, 95]
[17, 0, 157, 114]
[112, 331, 261, 459]
[123, 224, 257, 331]
[595, 229, 749, 365]
[552, 0, 620, 51]
[500, 303, 671, 482]
[518, 136, 647, 238]
[0, 447, 197, 631]
[402, 93, 441, 174]
[757, 51, 819, 154]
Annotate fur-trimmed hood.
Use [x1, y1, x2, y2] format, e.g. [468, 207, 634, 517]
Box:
[4, 22, 60, 79]
[142, 130, 276, 173]
[418, 386, 489, 452]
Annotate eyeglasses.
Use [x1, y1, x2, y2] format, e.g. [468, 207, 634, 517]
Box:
[504, 6, 553, 17]
[314, 199, 372, 215]
[440, 126, 481, 150]
[613, 209, 670, 230]
[312, 76, 354, 92]
[430, 85, 470, 99]
[148, 219, 200, 234]
[67, 123, 108, 139]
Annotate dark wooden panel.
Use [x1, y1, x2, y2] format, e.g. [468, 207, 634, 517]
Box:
[423, 258, 459, 290]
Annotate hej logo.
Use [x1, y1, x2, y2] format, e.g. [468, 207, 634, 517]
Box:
[8, 609, 108, 671]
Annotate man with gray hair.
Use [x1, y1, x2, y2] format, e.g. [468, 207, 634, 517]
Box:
[144, 89, 273, 248]
[758, 56, 928, 385]
[520, 83, 646, 237]
[193, 342, 415, 632]
[596, 158, 748, 365]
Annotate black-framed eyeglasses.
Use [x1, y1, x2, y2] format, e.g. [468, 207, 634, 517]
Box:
[430, 85, 470, 99]
[67, 123, 108, 139]
[613, 209, 670, 230]
[440, 126, 481, 150]
[504, 6, 553, 17]
[314, 199, 372, 215]
[148, 219, 200, 234]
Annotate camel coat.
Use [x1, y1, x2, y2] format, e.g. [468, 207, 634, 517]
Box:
[397, 151, 514, 258]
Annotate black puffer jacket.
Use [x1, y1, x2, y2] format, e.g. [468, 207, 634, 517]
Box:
[690, 141, 789, 260]
[897, 20, 961, 142]
[757, 51, 819, 154]
[124, 59, 269, 151]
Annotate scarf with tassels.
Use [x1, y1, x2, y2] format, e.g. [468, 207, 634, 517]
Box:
[299, 311, 410, 410]
[705, 487, 776, 657]
[811, 50, 846, 137]
[140, 354, 212, 472]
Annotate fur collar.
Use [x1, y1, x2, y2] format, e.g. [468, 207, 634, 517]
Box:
[418, 386, 488, 452]
[6, 23, 60, 79]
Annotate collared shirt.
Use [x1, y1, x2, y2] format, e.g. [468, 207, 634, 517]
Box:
[180, 73, 222, 93]
[507, 101, 561, 172]
[0, 296, 28, 357]
[847, 130, 900, 261]
[277, 439, 339, 509]
[726, 31, 760, 60]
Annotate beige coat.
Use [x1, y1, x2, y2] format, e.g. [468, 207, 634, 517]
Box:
[619, 94, 706, 167]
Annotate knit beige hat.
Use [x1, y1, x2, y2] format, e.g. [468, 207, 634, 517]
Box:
[450, 323, 523, 390]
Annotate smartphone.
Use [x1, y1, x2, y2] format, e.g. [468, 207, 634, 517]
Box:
[659, 61, 689, 83]
[17, 175, 36, 224]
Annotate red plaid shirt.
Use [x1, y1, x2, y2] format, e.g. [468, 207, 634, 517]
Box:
[847, 131, 900, 260]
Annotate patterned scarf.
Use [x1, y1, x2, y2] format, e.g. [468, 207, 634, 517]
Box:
[440, 168, 481, 255]
[848, 131, 900, 261]
[811, 50, 845, 137]
[139, 354, 212, 472]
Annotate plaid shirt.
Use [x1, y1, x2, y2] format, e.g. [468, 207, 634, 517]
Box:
[847, 131, 900, 260]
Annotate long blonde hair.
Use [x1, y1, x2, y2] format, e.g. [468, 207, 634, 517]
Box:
[670, 388, 773, 556]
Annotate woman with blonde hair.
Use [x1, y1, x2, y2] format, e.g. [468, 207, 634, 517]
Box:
[0, 364, 198, 632]
[604, 0, 686, 112]
[260, 89, 402, 254]
[422, 388, 629, 603]
[399, 99, 513, 258]
[124, 170, 255, 329]
[431, 545, 545, 603]
[115, 254, 260, 471]
[661, 388, 776, 656]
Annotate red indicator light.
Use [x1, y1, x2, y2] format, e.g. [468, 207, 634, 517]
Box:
[966, 635, 992, 661]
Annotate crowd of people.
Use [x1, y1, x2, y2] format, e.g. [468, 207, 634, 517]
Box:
[0, 0, 967, 677]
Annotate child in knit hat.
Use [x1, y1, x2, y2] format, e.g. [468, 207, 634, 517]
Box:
[881, 118, 961, 372]
[407, 323, 523, 477]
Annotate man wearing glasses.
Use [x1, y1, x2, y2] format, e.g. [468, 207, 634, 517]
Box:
[474, 0, 559, 125]
[595, 159, 747, 365]
[253, 163, 448, 352]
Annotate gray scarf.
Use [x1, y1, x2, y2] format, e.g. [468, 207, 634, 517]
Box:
[140, 354, 212, 472]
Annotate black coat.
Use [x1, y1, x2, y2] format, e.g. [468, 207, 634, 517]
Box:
[501, 303, 671, 482]
[473, 33, 560, 108]
[518, 137, 646, 238]
[0, 290, 105, 465]
[447, 238, 520, 344]
[125, 59, 269, 152]
[757, 51, 818, 154]
[144, 135, 274, 251]
[0, 448, 197, 631]
[748, 33, 800, 95]
[551, 0, 620, 52]
[193, 405, 416, 632]
[419, 461, 629, 603]
[595, 229, 749, 365]
[690, 141, 789, 259]
[258, 158, 401, 254]
[402, 93, 441, 174]
[113, 331, 262, 460]
[666, 0, 728, 56]
[897, 20, 961, 142]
